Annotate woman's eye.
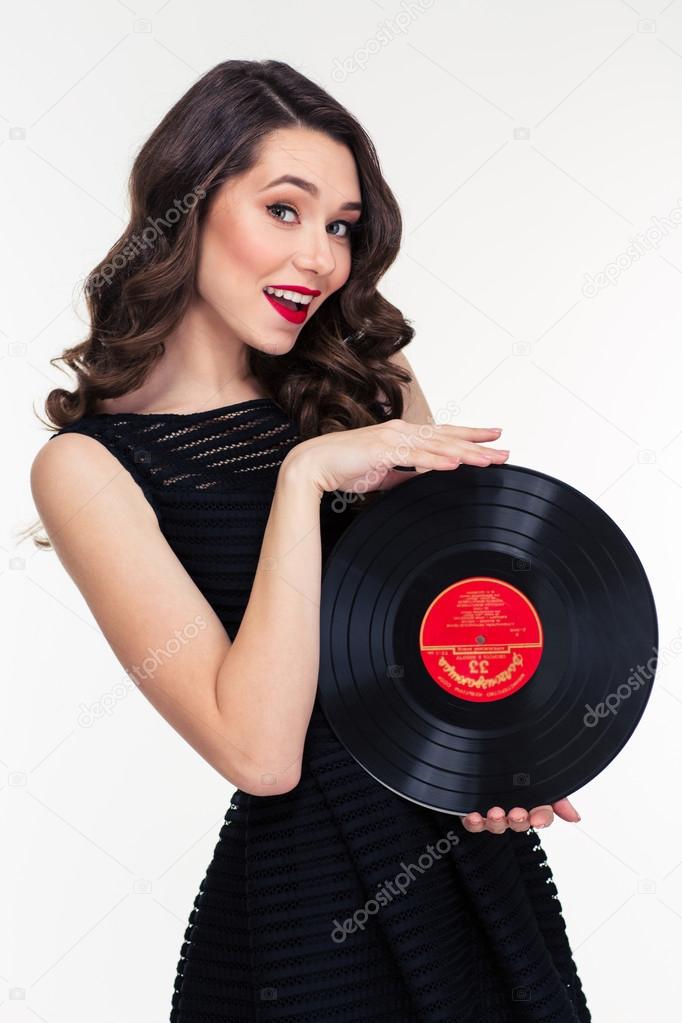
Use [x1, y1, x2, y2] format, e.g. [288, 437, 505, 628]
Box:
[329, 221, 352, 239]
[266, 203, 356, 239]
[266, 202, 298, 224]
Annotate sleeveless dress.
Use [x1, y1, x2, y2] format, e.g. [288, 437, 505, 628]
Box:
[50, 396, 592, 1023]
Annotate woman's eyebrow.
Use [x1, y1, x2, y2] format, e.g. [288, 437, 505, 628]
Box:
[259, 174, 362, 212]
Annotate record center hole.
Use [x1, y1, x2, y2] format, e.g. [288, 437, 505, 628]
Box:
[475, 635, 486, 644]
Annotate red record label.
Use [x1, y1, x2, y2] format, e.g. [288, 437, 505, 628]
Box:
[419, 576, 544, 702]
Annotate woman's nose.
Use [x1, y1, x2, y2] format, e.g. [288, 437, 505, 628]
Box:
[294, 231, 336, 277]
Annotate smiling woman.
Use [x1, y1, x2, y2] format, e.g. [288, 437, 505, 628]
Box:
[31, 61, 413, 440]
[27, 58, 592, 1023]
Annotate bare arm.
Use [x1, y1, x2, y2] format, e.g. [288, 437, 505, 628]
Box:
[387, 347, 435, 425]
[215, 354, 435, 784]
[31, 434, 322, 797]
[214, 459, 324, 794]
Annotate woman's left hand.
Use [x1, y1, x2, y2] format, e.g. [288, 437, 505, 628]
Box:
[462, 797, 581, 834]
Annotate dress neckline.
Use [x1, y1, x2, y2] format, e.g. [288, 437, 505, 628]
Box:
[89, 396, 278, 422]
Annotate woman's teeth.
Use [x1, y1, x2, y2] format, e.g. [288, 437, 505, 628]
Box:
[263, 286, 313, 307]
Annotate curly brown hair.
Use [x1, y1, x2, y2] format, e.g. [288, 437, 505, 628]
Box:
[24, 58, 415, 547]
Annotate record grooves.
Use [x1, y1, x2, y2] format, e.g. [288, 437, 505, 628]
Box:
[318, 463, 658, 816]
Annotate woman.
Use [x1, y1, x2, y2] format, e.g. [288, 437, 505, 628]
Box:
[29, 59, 590, 1021]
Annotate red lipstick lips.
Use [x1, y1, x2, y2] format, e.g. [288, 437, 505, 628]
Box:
[263, 285, 320, 325]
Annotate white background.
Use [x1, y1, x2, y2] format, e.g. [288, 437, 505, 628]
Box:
[5, 1, 682, 1019]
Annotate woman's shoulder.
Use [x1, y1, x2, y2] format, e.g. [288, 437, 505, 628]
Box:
[31, 428, 161, 538]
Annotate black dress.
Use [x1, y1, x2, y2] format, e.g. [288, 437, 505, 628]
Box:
[50, 397, 591, 1023]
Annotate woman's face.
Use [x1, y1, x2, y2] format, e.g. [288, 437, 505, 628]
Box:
[195, 126, 363, 355]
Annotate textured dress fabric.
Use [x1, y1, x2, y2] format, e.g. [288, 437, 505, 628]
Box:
[50, 397, 592, 1023]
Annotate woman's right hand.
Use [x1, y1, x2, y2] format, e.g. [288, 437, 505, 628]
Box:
[283, 419, 510, 496]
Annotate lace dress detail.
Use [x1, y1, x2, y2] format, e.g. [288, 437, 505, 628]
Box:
[50, 397, 591, 1022]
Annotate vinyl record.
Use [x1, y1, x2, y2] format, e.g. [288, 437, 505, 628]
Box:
[317, 463, 658, 816]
